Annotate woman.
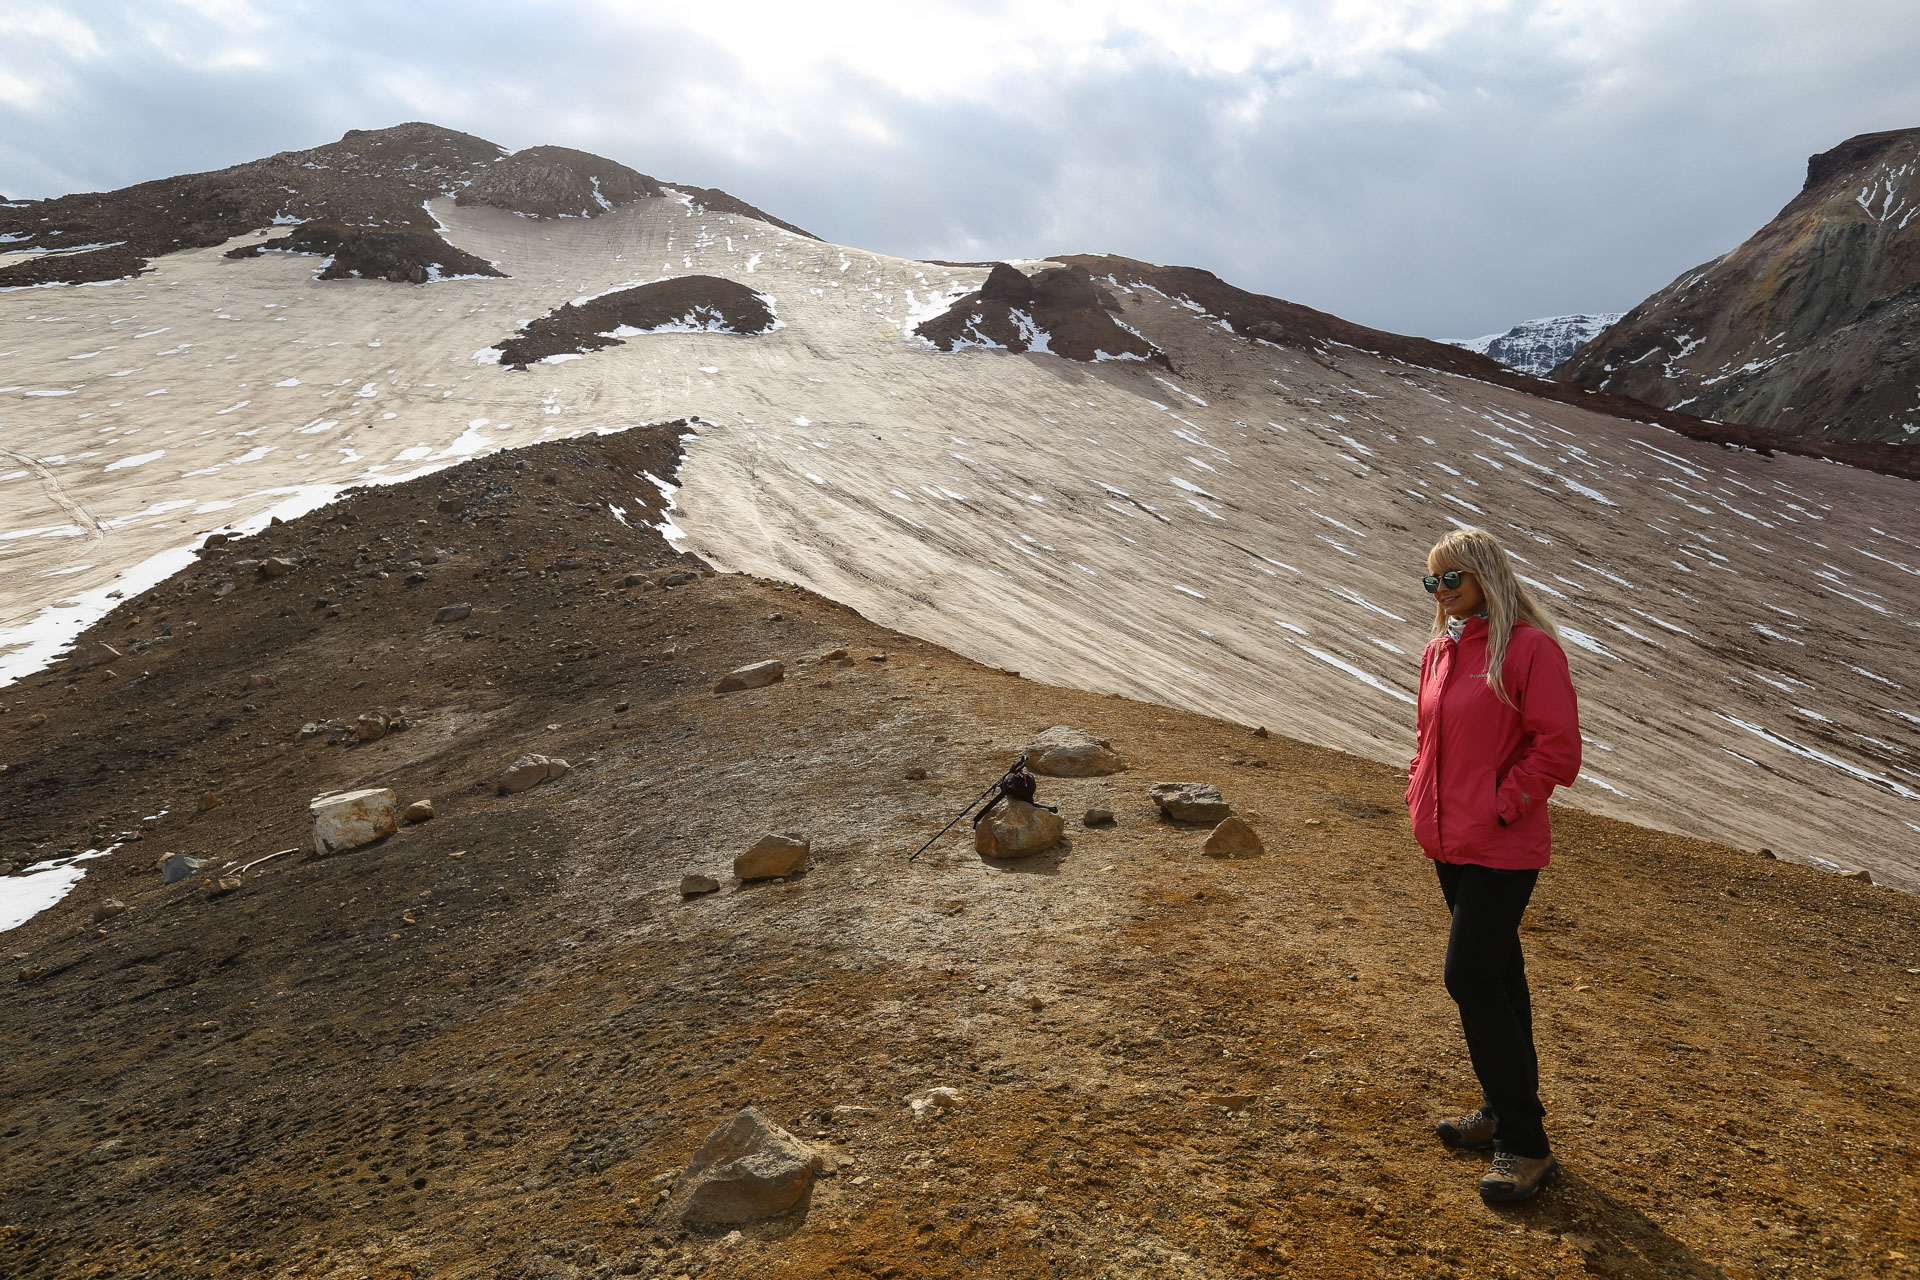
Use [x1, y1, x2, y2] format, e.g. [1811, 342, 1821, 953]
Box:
[1405, 527, 1581, 1202]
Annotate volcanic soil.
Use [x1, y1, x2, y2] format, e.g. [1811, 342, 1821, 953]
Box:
[0, 430, 1915, 1280]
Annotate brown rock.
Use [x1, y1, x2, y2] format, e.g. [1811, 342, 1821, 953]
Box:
[207, 876, 242, 898]
[670, 1106, 821, 1225]
[1083, 806, 1116, 827]
[25, 712, 48, 729]
[256, 557, 296, 578]
[680, 873, 721, 897]
[1150, 782, 1232, 823]
[735, 833, 809, 880]
[403, 800, 435, 824]
[974, 799, 1064, 858]
[498, 754, 570, 795]
[245, 673, 273, 690]
[356, 711, 390, 742]
[92, 899, 128, 922]
[1026, 726, 1127, 777]
[714, 660, 785, 694]
[433, 603, 473, 624]
[74, 642, 121, 669]
[203, 532, 229, 549]
[199, 791, 221, 812]
[1203, 816, 1265, 858]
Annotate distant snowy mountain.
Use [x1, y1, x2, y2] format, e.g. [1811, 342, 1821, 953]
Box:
[1445, 312, 1622, 377]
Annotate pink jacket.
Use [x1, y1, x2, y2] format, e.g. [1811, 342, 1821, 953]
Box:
[1405, 618, 1582, 870]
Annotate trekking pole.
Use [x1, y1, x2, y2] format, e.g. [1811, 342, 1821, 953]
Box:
[908, 755, 1028, 862]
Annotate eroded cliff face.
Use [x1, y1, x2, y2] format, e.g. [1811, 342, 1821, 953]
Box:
[1558, 128, 1920, 443]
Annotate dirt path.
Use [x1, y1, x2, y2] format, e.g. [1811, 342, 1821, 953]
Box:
[0, 431, 1913, 1280]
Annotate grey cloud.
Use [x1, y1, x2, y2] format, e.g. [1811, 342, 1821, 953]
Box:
[3, 1, 1918, 338]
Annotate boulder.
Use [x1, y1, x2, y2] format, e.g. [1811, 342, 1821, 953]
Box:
[974, 799, 1064, 858]
[680, 873, 721, 896]
[207, 876, 243, 898]
[309, 788, 398, 856]
[670, 1106, 821, 1226]
[257, 557, 296, 578]
[74, 642, 121, 669]
[714, 660, 785, 694]
[203, 532, 229, 549]
[356, 712, 390, 742]
[735, 833, 809, 880]
[1150, 782, 1232, 824]
[498, 754, 570, 795]
[160, 852, 204, 885]
[1202, 816, 1265, 858]
[1026, 727, 1126, 777]
[403, 800, 435, 824]
[433, 603, 473, 624]
[659, 568, 699, 588]
[1083, 806, 1116, 827]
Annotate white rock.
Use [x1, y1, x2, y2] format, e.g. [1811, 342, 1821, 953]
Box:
[499, 754, 570, 795]
[309, 788, 398, 856]
[714, 659, 785, 693]
[906, 1086, 966, 1123]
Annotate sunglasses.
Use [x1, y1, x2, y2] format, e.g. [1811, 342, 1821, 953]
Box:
[1422, 570, 1467, 594]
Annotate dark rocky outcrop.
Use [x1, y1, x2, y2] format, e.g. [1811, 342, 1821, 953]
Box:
[493, 275, 775, 368]
[915, 263, 1163, 364]
[663, 183, 820, 240]
[224, 221, 504, 283]
[0, 122, 818, 288]
[1558, 128, 1920, 445]
[1060, 253, 1920, 482]
[455, 146, 662, 219]
[0, 122, 504, 288]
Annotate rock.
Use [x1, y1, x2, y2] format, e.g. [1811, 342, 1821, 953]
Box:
[613, 701, 631, 713]
[309, 787, 398, 856]
[404, 571, 429, 585]
[670, 1107, 821, 1226]
[1203, 816, 1265, 858]
[1251, 725, 1270, 739]
[1026, 726, 1127, 777]
[296, 722, 325, 743]
[714, 660, 785, 694]
[25, 712, 47, 729]
[257, 557, 296, 578]
[552, 556, 584, 571]
[660, 568, 699, 588]
[904, 766, 930, 780]
[498, 754, 570, 795]
[207, 876, 242, 898]
[74, 642, 121, 669]
[356, 711, 390, 742]
[199, 791, 221, 812]
[868, 652, 888, 663]
[160, 853, 204, 885]
[420, 546, 443, 565]
[974, 799, 1064, 858]
[906, 1087, 965, 1123]
[1843, 869, 1875, 883]
[680, 874, 721, 897]
[735, 833, 809, 880]
[822, 648, 848, 661]
[1759, 847, 1775, 859]
[433, 603, 473, 624]
[1083, 806, 1116, 827]
[1150, 782, 1232, 823]
[620, 571, 657, 590]
[245, 673, 273, 690]
[92, 899, 128, 922]
[403, 800, 435, 824]
[203, 532, 229, 549]
[437, 494, 467, 515]
[1206, 1093, 1258, 1110]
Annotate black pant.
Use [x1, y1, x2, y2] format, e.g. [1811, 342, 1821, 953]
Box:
[1435, 861, 1550, 1158]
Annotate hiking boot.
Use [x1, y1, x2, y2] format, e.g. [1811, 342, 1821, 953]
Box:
[1478, 1150, 1557, 1202]
[1435, 1105, 1495, 1151]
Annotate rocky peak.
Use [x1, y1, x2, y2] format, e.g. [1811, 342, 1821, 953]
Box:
[456, 145, 663, 219]
[1446, 313, 1623, 378]
[1557, 127, 1920, 444]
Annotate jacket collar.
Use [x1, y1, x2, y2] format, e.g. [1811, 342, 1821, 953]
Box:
[1444, 613, 1490, 643]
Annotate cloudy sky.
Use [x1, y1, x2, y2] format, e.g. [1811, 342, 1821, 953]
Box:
[4, 1, 1918, 337]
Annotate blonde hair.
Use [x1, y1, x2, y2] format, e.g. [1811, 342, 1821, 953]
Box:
[1427, 527, 1561, 707]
